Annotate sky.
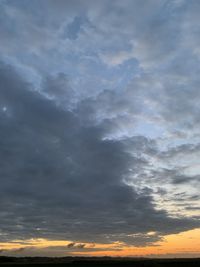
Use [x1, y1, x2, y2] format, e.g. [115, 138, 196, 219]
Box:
[0, 0, 200, 258]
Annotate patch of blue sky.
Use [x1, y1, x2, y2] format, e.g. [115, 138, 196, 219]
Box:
[133, 121, 165, 140]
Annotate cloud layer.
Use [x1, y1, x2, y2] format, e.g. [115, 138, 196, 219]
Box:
[0, 0, 199, 252]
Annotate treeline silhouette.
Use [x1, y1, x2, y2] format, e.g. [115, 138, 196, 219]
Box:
[0, 256, 199, 266]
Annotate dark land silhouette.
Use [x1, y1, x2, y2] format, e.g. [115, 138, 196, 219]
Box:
[0, 256, 199, 267]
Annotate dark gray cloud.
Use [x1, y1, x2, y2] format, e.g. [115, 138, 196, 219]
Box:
[0, 0, 200, 251]
[0, 62, 198, 246]
[66, 242, 86, 249]
[13, 247, 27, 253]
[67, 243, 76, 248]
[0, 244, 122, 257]
[172, 175, 200, 185]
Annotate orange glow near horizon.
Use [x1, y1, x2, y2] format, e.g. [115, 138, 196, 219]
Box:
[0, 228, 199, 257]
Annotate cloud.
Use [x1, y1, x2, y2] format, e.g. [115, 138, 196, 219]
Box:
[0, 62, 198, 247]
[13, 247, 27, 253]
[0, 0, 200, 250]
[66, 242, 86, 249]
[67, 243, 76, 248]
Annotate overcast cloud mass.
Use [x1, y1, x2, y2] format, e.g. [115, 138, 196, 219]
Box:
[0, 0, 200, 254]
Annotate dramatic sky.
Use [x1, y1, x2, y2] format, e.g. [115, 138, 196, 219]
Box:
[0, 0, 200, 257]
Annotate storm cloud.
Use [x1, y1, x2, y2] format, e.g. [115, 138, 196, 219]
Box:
[0, 0, 199, 251]
[0, 62, 198, 246]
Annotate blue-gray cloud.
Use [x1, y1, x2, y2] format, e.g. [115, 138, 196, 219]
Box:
[0, 0, 200, 249]
[0, 62, 198, 246]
